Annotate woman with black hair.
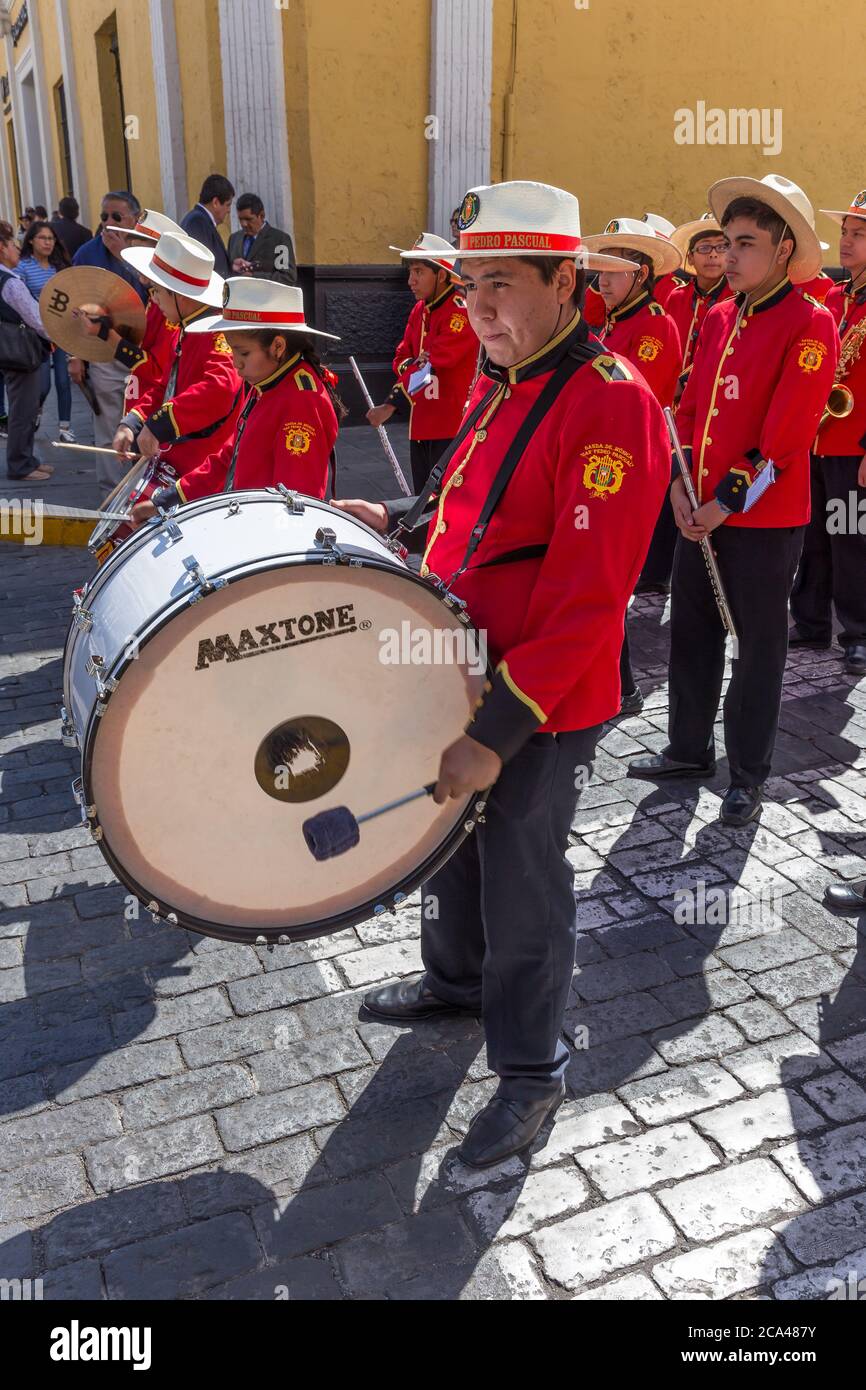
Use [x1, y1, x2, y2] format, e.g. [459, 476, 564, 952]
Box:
[18, 220, 74, 442]
[129, 279, 343, 520]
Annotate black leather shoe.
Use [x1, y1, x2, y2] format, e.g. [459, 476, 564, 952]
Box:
[788, 628, 831, 649]
[844, 644, 866, 675]
[619, 686, 644, 716]
[458, 1086, 565, 1168]
[362, 975, 478, 1021]
[628, 752, 715, 780]
[720, 785, 762, 826]
[824, 879, 866, 913]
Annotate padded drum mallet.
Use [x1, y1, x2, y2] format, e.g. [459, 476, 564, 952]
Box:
[303, 783, 437, 861]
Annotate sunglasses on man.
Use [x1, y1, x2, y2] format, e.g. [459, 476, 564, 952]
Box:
[100, 210, 128, 223]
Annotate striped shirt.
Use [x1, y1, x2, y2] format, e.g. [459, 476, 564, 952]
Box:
[17, 257, 58, 303]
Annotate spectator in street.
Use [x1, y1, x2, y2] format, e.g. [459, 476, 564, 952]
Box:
[0, 220, 52, 482]
[181, 174, 234, 277]
[50, 195, 93, 260]
[228, 193, 297, 286]
[18, 221, 75, 443]
[69, 190, 148, 476]
[450, 206, 461, 246]
[18, 208, 35, 243]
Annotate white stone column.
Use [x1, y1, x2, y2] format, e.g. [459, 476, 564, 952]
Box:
[55, 0, 87, 220]
[428, 0, 493, 239]
[217, 0, 293, 236]
[23, 0, 56, 210]
[149, 0, 187, 219]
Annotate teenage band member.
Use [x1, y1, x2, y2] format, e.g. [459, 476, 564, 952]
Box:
[112, 233, 242, 475]
[643, 213, 692, 308]
[335, 181, 669, 1167]
[629, 174, 838, 826]
[666, 214, 735, 382]
[584, 217, 684, 706]
[131, 279, 341, 516]
[367, 233, 478, 493]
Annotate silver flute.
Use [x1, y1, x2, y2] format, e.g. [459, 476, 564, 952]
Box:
[348, 356, 412, 496]
[664, 407, 739, 660]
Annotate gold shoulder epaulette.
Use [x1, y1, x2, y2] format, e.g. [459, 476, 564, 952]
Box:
[591, 354, 633, 383]
[649, 301, 666, 316]
[293, 366, 318, 391]
[802, 292, 821, 309]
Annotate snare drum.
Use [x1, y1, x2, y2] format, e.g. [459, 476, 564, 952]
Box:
[89, 457, 178, 564]
[62, 490, 489, 944]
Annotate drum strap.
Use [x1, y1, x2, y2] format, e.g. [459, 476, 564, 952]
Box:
[225, 389, 258, 491]
[391, 382, 503, 538]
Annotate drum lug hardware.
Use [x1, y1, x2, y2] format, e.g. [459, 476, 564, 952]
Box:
[387, 538, 409, 561]
[59, 706, 78, 748]
[255, 934, 268, 946]
[277, 484, 305, 514]
[89, 824, 104, 842]
[85, 654, 117, 702]
[158, 516, 183, 543]
[373, 903, 388, 916]
[227, 498, 241, 516]
[183, 556, 227, 602]
[314, 527, 343, 564]
[464, 820, 476, 833]
[72, 592, 93, 631]
[165, 913, 178, 926]
[71, 777, 97, 825]
[394, 891, 407, 905]
[146, 900, 161, 924]
[278, 935, 290, 945]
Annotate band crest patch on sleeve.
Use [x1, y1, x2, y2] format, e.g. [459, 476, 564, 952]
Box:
[449, 314, 466, 332]
[284, 421, 316, 453]
[796, 338, 827, 372]
[580, 443, 634, 499]
[214, 333, 233, 355]
[637, 335, 663, 362]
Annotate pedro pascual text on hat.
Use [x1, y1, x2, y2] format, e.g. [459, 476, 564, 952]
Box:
[674, 103, 782, 157]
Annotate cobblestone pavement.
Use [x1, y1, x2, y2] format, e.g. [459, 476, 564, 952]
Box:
[2, 394, 866, 1301]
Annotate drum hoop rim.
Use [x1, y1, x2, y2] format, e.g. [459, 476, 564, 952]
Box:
[77, 550, 491, 938]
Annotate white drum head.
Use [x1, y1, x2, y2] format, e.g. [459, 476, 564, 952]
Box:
[87, 561, 488, 941]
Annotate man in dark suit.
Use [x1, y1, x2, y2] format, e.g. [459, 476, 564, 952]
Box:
[50, 196, 92, 259]
[228, 193, 297, 286]
[181, 174, 234, 278]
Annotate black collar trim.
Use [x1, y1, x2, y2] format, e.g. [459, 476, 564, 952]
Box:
[256, 351, 302, 394]
[608, 289, 651, 325]
[482, 309, 590, 385]
[735, 277, 793, 316]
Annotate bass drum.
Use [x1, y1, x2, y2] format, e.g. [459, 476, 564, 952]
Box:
[89, 456, 178, 564]
[62, 490, 489, 944]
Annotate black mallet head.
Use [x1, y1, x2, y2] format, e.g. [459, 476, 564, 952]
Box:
[302, 805, 360, 861]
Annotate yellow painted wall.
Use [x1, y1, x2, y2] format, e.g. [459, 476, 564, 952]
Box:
[34, 0, 64, 200]
[491, 0, 856, 266]
[281, 0, 430, 265]
[174, 0, 226, 210]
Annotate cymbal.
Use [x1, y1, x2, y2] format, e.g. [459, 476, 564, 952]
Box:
[39, 267, 146, 363]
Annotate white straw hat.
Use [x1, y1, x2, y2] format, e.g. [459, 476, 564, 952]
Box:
[820, 189, 866, 228]
[185, 276, 340, 339]
[129, 209, 185, 243]
[642, 213, 677, 237]
[670, 212, 724, 263]
[583, 217, 683, 276]
[454, 180, 632, 272]
[388, 232, 459, 275]
[121, 232, 225, 306]
[707, 174, 822, 284]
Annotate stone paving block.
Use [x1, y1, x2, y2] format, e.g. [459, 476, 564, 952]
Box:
[0, 1016, 113, 1082]
[256, 1173, 402, 1260]
[802, 1069, 866, 1122]
[249, 1029, 371, 1093]
[0, 1096, 122, 1169]
[657, 1158, 804, 1241]
[188, 1136, 321, 1212]
[455, 1242, 549, 1300]
[0, 1154, 89, 1221]
[593, 917, 685, 959]
[650, 969, 755, 1021]
[121, 1063, 255, 1131]
[750, 955, 848, 1009]
[464, 1166, 590, 1241]
[103, 1211, 261, 1299]
[692, 1088, 824, 1157]
[531, 1193, 677, 1292]
[618, 1061, 744, 1123]
[318, 1096, 456, 1180]
[335, 1206, 476, 1298]
[826, 1030, 866, 1077]
[207, 1256, 343, 1300]
[719, 1032, 832, 1091]
[384, 1144, 524, 1215]
[43, 1259, 105, 1301]
[0, 1070, 48, 1117]
[572, 951, 676, 1003]
[773, 1244, 866, 1300]
[650, 1015, 746, 1065]
[573, 1273, 663, 1300]
[771, 1119, 866, 1202]
[216, 1080, 345, 1153]
[652, 1227, 795, 1299]
[51, 1040, 185, 1103]
[785, 987, 866, 1044]
[179, 1008, 305, 1068]
[337, 939, 424, 988]
[577, 1121, 718, 1198]
[150, 943, 261, 996]
[337, 1050, 465, 1116]
[86, 1114, 224, 1192]
[566, 1036, 667, 1098]
[773, 1192, 866, 1267]
[723, 998, 793, 1043]
[716, 928, 821, 975]
[529, 1096, 640, 1168]
[115, 988, 233, 1044]
[227, 961, 343, 1014]
[43, 1182, 186, 1268]
[564, 991, 673, 1048]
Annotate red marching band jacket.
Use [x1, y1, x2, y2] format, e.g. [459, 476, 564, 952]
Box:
[387, 283, 479, 440]
[665, 277, 735, 376]
[177, 354, 338, 501]
[389, 311, 670, 758]
[676, 278, 839, 527]
[122, 306, 243, 476]
[599, 289, 682, 406]
[584, 271, 692, 331]
[115, 301, 179, 412]
[814, 278, 866, 458]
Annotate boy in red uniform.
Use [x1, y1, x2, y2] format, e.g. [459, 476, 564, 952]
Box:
[666, 213, 735, 380]
[643, 213, 692, 308]
[112, 232, 242, 476]
[629, 174, 838, 826]
[367, 232, 478, 492]
[790, 189, 866, 674]
[130, 279, 341, 514]
[335, 180, 670, 1167]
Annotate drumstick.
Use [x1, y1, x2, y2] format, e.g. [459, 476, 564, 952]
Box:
[347, 355, 412, 496]
[303, 783, 437, 861]
[51, 441, 139, 459]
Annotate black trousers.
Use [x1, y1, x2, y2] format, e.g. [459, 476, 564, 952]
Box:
[620, 624, 637, 698]
[665, 525, 804, 788]
[3, 366, 43, 479]
[421, 726, 601, 1100]
[410, 437, 451, 494]
[638, 466, 678, 585]
[789, 454, 866, 648]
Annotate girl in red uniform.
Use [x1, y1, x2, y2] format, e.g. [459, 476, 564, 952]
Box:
[131, 279, 343, 521]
